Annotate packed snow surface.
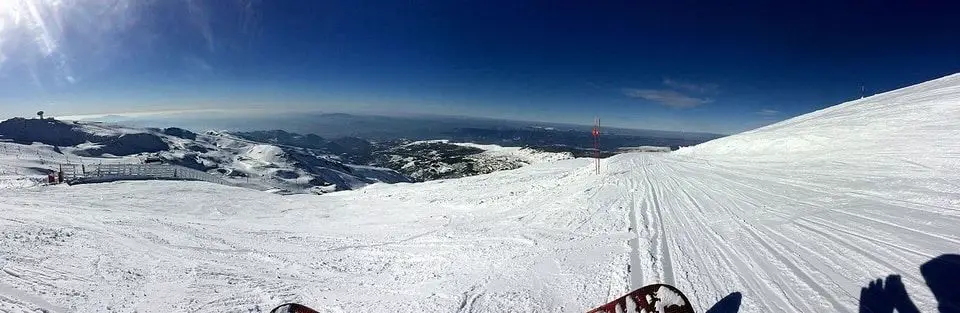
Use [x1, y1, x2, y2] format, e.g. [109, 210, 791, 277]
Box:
[2, 74, 960, 312]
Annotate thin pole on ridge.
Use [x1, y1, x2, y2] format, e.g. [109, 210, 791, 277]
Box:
[592, 117, 600, 174]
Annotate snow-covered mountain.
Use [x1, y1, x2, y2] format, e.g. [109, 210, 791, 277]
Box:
[0, 119, 412, 193]
[192, 131, 414, 193]
[230, 130, 377, 165]
[232, 131, 579, 181]
[375, 140, 573, 181]
[0, 119, 575, 193]
[1, 74, 959, 312]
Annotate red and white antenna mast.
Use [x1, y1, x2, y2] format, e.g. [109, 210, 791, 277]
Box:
[592, 117, 600, 174]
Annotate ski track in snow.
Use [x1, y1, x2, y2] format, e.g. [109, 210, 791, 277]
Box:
[1, 74, 960, 312]
[1, 151, 956, 312]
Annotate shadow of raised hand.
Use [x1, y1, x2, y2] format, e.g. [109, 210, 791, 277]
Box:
[859, 275, 919, 313]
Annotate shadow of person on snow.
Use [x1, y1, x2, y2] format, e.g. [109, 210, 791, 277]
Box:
[859, 254, 960, 313]
[705, 292, 742, 313]
[923, 254, 960, 313]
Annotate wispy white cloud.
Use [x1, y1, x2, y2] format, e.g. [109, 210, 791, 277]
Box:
[623, 77, 719, 108]
[622, 88, 713, 108]
[186, 0, 215, 52]
[184, 55, 213, 72]
[663, 78, 719, 94]
[756, 109, 780, 115]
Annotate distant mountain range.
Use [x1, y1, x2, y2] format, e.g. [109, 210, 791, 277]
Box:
[64, 112, 724, 149]
[2, 118, 656, 193]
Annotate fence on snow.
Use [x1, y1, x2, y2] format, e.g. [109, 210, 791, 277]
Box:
[59, 163, 233, 186]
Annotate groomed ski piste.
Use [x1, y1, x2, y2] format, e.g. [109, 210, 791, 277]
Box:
[2, 73, 960, 312]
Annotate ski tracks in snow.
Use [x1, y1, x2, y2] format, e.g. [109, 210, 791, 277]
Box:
[609, 153, 958, 313]
[0, 149, 957, 312]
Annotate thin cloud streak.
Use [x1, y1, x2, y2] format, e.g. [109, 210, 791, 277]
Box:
[663, 78, 719, 94]
[622, 88, 713, 108]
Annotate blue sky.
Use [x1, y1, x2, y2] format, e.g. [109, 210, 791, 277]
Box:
[1, 1, 958, 134]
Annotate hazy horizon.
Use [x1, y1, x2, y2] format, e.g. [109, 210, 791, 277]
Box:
[14, 109, 726, 138]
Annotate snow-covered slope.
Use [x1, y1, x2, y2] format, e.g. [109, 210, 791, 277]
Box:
[678, 73, 960, 162]
[452, 142, 575, 164]
[1, 74, 959, 312]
